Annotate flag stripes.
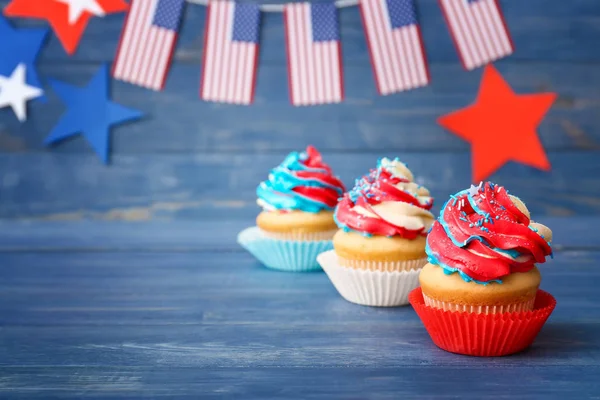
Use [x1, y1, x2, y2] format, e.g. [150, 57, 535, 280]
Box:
[200, 1, 261, 104]
[284, 3, 344, 106]
[439, 0, 513, 70]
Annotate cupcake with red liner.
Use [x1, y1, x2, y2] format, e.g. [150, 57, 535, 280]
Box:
[409, 181, 556, 356]
[318, 157, 434, 306]
[238, 146, 346, 272]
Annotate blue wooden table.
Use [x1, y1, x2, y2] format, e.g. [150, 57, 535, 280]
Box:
[0, 219, 599, 398]
[1, 0, 600, 397]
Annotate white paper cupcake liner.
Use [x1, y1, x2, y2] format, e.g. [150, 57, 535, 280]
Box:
[337, 256, 427, 272]
[237, 227, 333, 272]
[317, 250, 422, 307]
[422, 293, 536, 315]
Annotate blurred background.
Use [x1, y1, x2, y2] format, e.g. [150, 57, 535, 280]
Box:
[0, 0, 598, 222]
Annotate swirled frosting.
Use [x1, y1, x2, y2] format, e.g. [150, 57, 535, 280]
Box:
[256, 146, 345, 213]
[334, 158, 434, 239]
[426, 182, 553, 284]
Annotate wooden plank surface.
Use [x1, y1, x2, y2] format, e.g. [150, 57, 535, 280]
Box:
[0, 218, 596, 251]
[1, 63, 599, 153]
[0, 228, 598, 398]
[1, 366, 598, 399]
[0, 152, 598, 219]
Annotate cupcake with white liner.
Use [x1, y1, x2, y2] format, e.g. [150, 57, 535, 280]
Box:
[318, 158, 434, 306]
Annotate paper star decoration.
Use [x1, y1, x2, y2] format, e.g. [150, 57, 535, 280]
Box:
[0, 15, 48, 101]
[55, 0, 105, 24]
[438, 64, 557, 182]
[44, 64, 143, 163]
[0, 63, 43, 122]
[3, 0, 129, 55]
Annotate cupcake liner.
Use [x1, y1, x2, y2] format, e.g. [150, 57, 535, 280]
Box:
[409, 287, 556, 357]
[262, 229, 337, 241]
[237, 227, 332, 272]
[317, 250, 422, 307]
[337, 256, 427, 272]
[422, 293, 535, 314]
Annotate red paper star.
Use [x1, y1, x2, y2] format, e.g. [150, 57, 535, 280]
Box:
[3, 0, 129, 55]
[438, 64, 557, 182]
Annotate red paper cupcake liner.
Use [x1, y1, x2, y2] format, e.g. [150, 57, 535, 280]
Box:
[409, 288, 556, 357]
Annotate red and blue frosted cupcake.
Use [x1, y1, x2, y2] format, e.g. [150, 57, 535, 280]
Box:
[409, 182, 556, 356]
[238, 146, 345, 272]
[318, 157, 434, 306]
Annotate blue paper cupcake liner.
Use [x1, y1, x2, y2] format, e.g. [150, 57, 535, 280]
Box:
[237, 227, 333, 272]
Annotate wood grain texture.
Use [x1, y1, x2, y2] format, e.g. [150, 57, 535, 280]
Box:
[1, 366, 599, 398]
[0, 63, 598, 153]
[0, 152, 598, 219]
[0, 245, 598, 398]
[0, 218, 595, 252]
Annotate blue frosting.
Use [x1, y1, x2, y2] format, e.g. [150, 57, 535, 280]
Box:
[257, 150, 344, 213]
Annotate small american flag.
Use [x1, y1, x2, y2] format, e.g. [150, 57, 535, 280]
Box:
[360, 0, 429, 95]
[284, 3, 343, 106]
[200, 1, 261, 105]
[439, 0, 514, 70]
[112, 0, 185, 90]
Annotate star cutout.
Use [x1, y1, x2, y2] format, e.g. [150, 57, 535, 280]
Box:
[55, 0, 106, 24]
[438, 64, 556, 182]
[3, 0, 129, 55]
[0, 63, 43, 122]
[44, 64, 143, 163]
[467, 182, 482, 198]
[0, 15, 48, 100]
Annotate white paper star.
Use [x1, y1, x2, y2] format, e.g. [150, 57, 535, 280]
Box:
[0, 64, 43, 122]
[55, 0, 106, 24]
[468, 182, 482, 197]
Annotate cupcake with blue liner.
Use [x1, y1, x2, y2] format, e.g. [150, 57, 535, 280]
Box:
[318, 158, 434, 306]
[409, 181, 556, 356]
[238, 146, 345, 272]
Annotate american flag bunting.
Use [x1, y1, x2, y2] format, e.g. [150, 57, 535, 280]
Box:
[360, 0, 429, 95]
[201, 1, 261, 105]
[112, 0, 185, 91]
[284, 2, 344, 106]
[439, 0, 514, 70]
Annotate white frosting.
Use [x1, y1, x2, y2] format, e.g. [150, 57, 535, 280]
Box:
[257, 198, 277, 212]
[349, 158, 435, 232]
[393, 181, 433, 207]
[379, 157, 414, 182]
[353, 201, 434, 231]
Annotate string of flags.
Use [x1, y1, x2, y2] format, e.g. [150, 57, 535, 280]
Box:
[0, 0, 515, 118]
[107, 0, 514, 106]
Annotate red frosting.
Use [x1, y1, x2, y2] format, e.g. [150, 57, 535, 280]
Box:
[292, 146, 346, 209]
[427, 182, 553, 282]
[335, 167, 433, 239]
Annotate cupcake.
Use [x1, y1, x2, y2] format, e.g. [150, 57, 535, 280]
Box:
[318, 157, 434, 306]
[409, 181, 556, 356]
[238, 146, 345, 272]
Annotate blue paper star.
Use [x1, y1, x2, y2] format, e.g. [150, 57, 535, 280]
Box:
[0, 15, 48, 101]
[44, 64, 143, 164]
